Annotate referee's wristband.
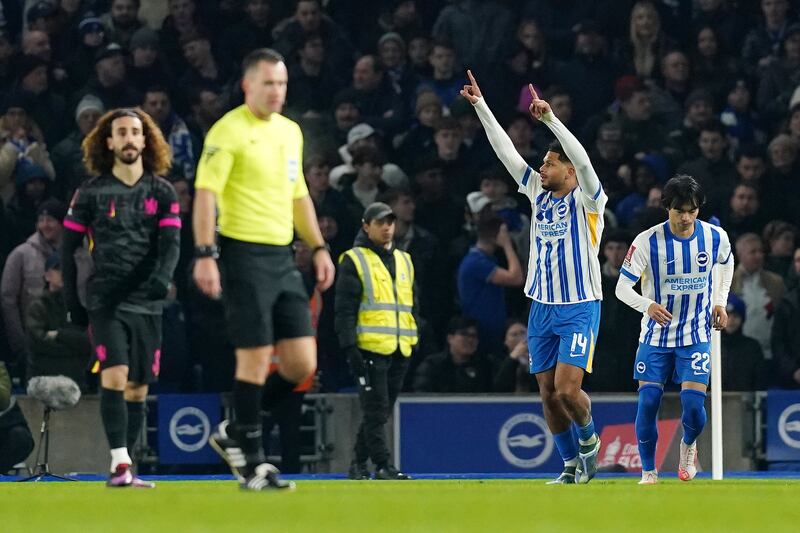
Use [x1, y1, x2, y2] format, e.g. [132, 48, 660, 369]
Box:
[194, 245, 219, 259]
[311, 243, 330, 257]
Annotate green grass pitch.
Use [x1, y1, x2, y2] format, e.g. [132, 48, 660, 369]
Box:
[2, 479, 799, 532]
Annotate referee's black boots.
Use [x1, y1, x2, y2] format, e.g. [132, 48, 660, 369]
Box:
[348, 461, 370, 480]
[374, 464, 411, 480]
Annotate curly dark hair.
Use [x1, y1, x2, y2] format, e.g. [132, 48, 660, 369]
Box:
[81, 107, 172, 176]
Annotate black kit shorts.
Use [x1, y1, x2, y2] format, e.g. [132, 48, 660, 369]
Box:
[89, 309, 162, 384]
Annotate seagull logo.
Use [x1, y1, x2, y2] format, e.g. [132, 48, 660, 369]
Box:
[498, 413, 554, 468]
[507, 434, 546, 448]
[169, 407, 211, 453]
[175, 423, 205, 436]
[784, 421, 800, 433]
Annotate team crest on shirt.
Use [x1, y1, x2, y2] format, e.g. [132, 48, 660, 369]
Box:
[144, 197, 158, 215]
[555, 202, 569, 219]
[695, 251, 710, 267]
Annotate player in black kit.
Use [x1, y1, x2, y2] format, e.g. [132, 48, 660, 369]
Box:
[62, 108, 179, 488]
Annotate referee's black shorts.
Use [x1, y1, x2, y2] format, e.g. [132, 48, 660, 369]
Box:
[219, 236, 313, 348]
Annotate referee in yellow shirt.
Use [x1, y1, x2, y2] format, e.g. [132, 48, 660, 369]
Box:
[192, 48, 335, 491]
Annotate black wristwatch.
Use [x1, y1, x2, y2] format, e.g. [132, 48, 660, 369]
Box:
[194, 245, 220, 259]
[311, 243, 331, 257]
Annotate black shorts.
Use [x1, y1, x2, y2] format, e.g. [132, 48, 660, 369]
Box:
[89, 309, 162, 384]
[219, 237, 313, 348]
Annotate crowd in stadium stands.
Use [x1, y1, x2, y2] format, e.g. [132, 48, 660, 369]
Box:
[1, 0, 800, 395]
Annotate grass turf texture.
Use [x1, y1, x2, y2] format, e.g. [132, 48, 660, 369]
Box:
[2, 479, 799, 532]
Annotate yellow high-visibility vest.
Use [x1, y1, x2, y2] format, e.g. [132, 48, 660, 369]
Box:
[341, 246, 418, 356]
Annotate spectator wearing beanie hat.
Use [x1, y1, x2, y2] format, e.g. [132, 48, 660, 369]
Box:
[397, 90, 442, 170]
[13, 53, 68, 146]
[71, 42, 140, 113]
[0, 93, 56, 203]
[127, 27, 175, 97]
[1, 197, 66, 367]
[377, 32, 416, 99]
[51, 94, 105, 199]
[5, 159, 58, 249]
[26, 1, 60, 36]
[66, 12, 107, 89]
[721, 293, 766, 391]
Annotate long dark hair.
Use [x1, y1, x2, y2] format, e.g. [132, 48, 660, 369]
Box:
[81, 107, 172, 176]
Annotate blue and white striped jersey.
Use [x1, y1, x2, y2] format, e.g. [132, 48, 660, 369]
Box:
[620, 220, 733, 347]
[473, 98, 606, 305]
[517, 167, 607, 304]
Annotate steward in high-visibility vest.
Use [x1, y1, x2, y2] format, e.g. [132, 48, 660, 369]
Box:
[334, 202, 417, 480]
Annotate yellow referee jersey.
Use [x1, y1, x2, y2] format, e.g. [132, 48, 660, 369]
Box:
[195, 104, 308, 245]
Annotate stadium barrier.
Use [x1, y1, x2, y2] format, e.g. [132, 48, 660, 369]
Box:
[11, 392, 773, 475]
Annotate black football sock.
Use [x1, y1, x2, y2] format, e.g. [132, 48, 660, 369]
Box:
[100, 388, 127, 450]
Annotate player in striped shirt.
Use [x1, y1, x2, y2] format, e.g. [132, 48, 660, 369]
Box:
[462, 71, 606, 484]
[615, 176, 734, 485]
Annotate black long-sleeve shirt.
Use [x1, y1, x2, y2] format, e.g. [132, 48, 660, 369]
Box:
[62, 172, 181, 315]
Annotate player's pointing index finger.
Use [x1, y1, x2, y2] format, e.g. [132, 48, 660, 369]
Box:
[467, 69, 477, 86]
[529, 83, 538, 100]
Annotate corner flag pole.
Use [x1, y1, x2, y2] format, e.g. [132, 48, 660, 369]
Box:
[710, 263, 723, 480]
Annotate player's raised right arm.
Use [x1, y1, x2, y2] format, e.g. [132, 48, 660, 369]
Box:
[462, 70, 532, 187]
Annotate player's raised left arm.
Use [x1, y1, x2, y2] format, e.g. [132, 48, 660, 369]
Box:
[463, 71, 533, 189]
[528, 84, 602, 201]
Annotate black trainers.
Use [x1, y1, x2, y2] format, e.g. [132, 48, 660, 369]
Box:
[374, 465, 411, 480]
[241, 463, 296, 491]
[348, 461, 370, 480]
[209, 420, 246, 482]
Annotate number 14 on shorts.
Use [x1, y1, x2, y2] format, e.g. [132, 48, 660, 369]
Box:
[570, 333, 587, 357]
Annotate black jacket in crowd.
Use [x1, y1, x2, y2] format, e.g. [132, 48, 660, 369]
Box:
[772, 287, 800, 389]
[412, 349, 494, 393]
[721, 328, 766, 392]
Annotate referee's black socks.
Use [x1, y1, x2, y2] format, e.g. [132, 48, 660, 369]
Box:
[261, 372, 297, 412]
[233, 380, 266, 469]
